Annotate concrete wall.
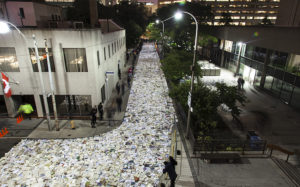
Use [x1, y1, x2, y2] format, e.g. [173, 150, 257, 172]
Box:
[208, 26, 300, 54]
[276, 0, 300, 27]
[0, 28, 126, 117]
[33, 3, 62, 27]
[6, 2, 36, 27]
[6, 1, 62, 27]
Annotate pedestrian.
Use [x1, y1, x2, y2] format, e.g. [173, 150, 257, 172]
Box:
[116, 96, 122, 112]
[128, 67, 133, 78]
[98, 102, 103, 120]
[90, 106, 97, 128]
[118, 68, 121, 80]
[241, 78, 245, 89]
[163, 160, 177, 187]
[121, 82, 125, 96]
[169, 156, 177, 167]
[106, 107, 115, 126]
[127, 76, 131, 87]
[18, 103, 34, 120]
[237, 77, 242, 90]
[116, 82, 120, 94]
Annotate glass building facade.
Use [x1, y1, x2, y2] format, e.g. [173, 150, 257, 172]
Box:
[201, 39, 300, 109]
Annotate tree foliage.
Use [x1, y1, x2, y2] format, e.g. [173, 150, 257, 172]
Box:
[161, 50, 201, 84]
[145, 23, 162, 41]
[98, 1, 149, 48]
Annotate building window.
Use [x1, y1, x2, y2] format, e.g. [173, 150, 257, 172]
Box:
[97, 50, 100, 66]
[0, 47, 20, 72]
[114, 41, 116, 53]
[19, 8, 25, 18]
[108, 45, 111, 58]
[112, 43, 114, 55]
[101, 84, 106, 102]
[29, 48, 55, 72]
[104, 47, 106, 60]
[63, 48, 88, 72]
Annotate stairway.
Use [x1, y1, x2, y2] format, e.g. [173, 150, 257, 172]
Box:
[272, 157, 300, 186]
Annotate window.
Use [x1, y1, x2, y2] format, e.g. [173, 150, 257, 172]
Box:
[63, 48, 88, 72]
[114, 41, 116, 53]
[97, 50, 100, 66]
[104, 47, 106, 60]
[0, 47, 20, 72]
[108, 45, 111, 58]
[19, 8, 25, 18]
[101, 84, 106, 102]
[112, 43, 114, 55]
[29, 48, 55, 72]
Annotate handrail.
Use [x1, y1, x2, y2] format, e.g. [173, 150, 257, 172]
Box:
[267, 144, 294, 162]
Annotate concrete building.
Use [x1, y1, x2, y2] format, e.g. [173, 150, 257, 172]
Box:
[276, 0, 300, 26]
[201, 26, 300, 109]
[3, 1, 63, 27]
[0, 28, 126, 117]
[157, 0, 280, 26]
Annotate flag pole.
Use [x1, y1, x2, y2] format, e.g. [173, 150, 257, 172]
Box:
[44, 39, 59, 131]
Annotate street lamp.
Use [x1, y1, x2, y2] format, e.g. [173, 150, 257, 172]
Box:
[174, 11, 199, 138]
[235, 42, 243, 76]
[0, 20, 58, 131]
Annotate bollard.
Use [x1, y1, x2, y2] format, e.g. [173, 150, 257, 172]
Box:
[70, 120, 75, 129]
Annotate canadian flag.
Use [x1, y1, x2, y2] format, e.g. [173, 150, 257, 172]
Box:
[1, 72, 12, 97]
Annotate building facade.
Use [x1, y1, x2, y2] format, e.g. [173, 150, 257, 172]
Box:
[5, 1, 63, 27]
[201, 26, 300, 109]
[157, 0, 281, 26]
[0, 28, 126, 117]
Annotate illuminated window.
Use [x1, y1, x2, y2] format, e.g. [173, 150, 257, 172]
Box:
[29, 48, 55, 72]
[63, 48, 87, 72]
[0, 47, 20, 72]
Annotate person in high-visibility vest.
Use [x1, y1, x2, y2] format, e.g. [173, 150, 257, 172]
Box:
[18, 103, 34, 120]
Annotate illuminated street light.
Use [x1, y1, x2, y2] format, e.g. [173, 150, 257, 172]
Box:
[0, 21, 10, 34]
[174, 10, 198, 138]
[155, 20, 159, 24]
[0, 19, 59, 131]
[174, 11, 183, 20]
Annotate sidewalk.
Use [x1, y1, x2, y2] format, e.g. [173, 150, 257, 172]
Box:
[24, 50, 139, 139]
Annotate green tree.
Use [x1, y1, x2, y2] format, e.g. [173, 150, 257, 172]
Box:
[145, 23, 162, 41]
[161, 50, 201, 84]
[98, 1, 149, 48]
[215, 82, 246, 117]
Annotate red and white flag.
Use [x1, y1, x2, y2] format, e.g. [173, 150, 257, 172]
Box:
[1, 72, 12, 97]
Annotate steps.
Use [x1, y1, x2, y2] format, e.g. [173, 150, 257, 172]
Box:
[272, 157, 300, 186]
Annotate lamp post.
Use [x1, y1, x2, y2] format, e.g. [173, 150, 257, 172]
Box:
[156, 16, 173, 58]
[0, 20, 54, 131]
[235, 42, 243, 76]
[174, 11, 199, 138]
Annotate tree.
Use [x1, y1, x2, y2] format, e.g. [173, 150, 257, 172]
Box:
[66, 0, 91, 24]
[219, 13, 232, 26]
[161, 50, 201, 84]
[145, 23, 161, 41]
[98, 1, 149, 48]
[215, 82, 246, 117]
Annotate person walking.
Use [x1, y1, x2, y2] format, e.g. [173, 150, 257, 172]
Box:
[237, 77, 242, 90]
[241, 78, 245, 90]
[116, 96, 122, 112]
[118, 68, 121, 80]
[90, 106, 97, 128]
[121, 82, 125, 96]
[18, 103, 34, 120]
[116, 82, 120, 94]
[163, 160, 177, 187]
[127, 76, 131, 87]
[98, 102, 103, 120]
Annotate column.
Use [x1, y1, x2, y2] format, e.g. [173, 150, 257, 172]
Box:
[260, 49, 271, 89]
